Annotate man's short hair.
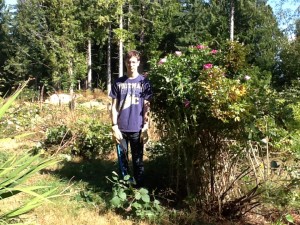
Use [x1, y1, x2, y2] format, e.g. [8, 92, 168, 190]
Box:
[125, 50, 140, 61]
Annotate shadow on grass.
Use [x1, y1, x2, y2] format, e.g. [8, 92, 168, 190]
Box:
[42, 154, 217, 225]
[51, 158, 117, 193]
[48, 154, 172, 201]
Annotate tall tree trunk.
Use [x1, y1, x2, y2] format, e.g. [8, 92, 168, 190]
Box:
[87, 37, 92, 90]
[139, 2, 145, 73]
[68, 59, 75, 110]
[230, 0, 235, 41]
[107, 23, 112, 96]
[119, 5, 123, 78]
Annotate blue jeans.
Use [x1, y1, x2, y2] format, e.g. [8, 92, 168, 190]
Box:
[117, 131, 144, 187]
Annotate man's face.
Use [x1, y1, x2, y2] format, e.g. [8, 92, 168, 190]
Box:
[125, 56, 140, 74]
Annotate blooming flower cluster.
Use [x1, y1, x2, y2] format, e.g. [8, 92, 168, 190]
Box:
[203, 64, 213, 70]
[175, 51, 182, 56]
[158, 57, 167, 65]
[196, 45, 205, 50]
[151, 42, 249, 123]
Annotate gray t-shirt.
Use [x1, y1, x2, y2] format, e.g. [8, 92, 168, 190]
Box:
[110, 75, 152, 132]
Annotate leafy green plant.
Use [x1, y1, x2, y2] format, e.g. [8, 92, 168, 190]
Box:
[71, 186, 106, 210]
[0, 80, 61, 223]
[0, 96, 47, 139]
[0, 153, 60, 220]
[71, 119, 113, 159]
[41, 118, 113, 159]
[0, 81, 29, 119]
[107, 172, 163, 222]
[149, 41, 299, 219]
[44, 124, 72, 146]
[18, 87, 40, 102]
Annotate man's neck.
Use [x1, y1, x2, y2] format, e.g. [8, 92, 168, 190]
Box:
[127, 72, 139, 79]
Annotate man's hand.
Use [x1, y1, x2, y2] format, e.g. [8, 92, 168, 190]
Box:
[140, 123, 149, 144]
[112, 125, 123, 143]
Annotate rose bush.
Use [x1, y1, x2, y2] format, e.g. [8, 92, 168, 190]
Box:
[148, 41, 299, 218]
[150, 42, 250, 126]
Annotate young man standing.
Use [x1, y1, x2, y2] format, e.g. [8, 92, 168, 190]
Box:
[109, 50, 152, 188]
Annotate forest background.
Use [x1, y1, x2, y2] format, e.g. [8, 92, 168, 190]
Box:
[0, 0, 300, 225]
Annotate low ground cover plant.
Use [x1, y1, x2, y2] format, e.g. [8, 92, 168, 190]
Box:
[107, 172, 163, 222]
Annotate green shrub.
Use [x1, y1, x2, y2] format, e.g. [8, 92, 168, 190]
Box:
[0, 98, 40, 138]
[42, 119, 113, 159]
[71, 119, 113, 159]
[18, 88, 40, 102]
[148, 41, 299, 218]
[107, 172, 163, 222]
[44, 124, 72, 146]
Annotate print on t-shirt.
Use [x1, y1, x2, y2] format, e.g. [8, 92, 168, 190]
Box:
[118, 82, 143, 110]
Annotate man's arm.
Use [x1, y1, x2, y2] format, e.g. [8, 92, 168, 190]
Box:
[111, 98, 119, 125]
[140, 100, 150, 143]
[111, 98, 123, 143]
[143, 100, 150, 126]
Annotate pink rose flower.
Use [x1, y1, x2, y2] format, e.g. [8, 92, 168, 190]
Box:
[183, 99, 191, 108]
[158, 57, 167, 65]
[203, 64, 213, 70]
[211, 49, 218, 54]
[175, 51, 182, 56]
[196, 45, 205, 50]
